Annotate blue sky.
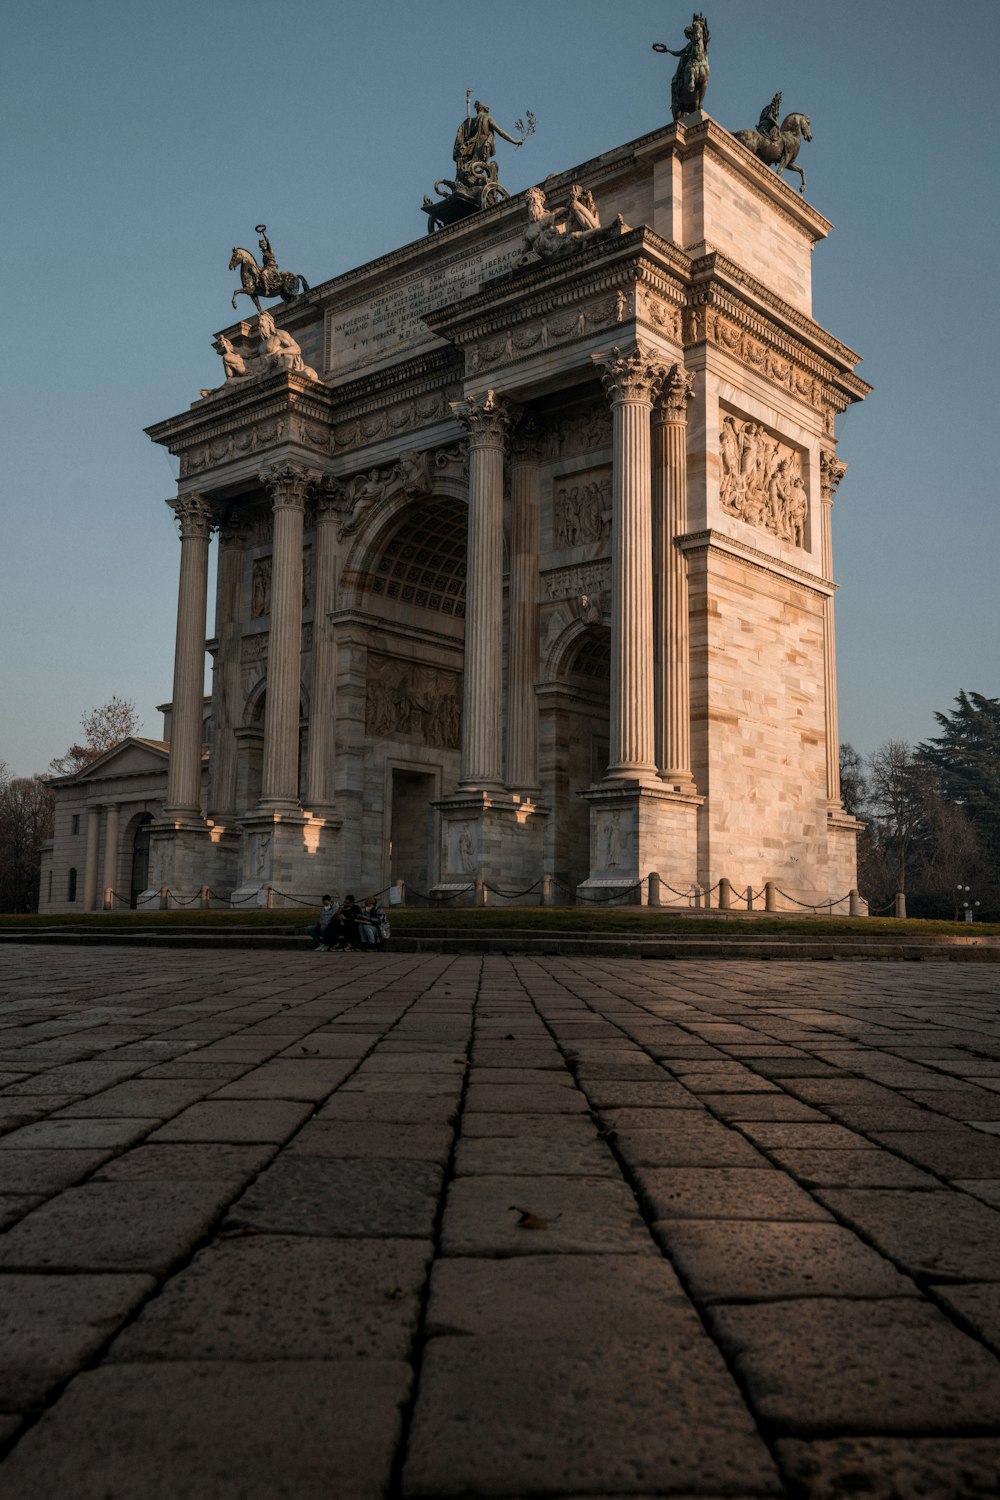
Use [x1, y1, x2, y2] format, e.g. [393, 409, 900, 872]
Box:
[2, 0, 997, 774]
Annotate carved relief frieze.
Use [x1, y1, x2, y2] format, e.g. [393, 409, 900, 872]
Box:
[553, 468, 612, 548]
[180, 417, 289, 477]
[328, 442, 468, 540]
[365, 653, 461, 750]
[719, 412, 808, 547]
[332, 389, 456, 455]
[241, 631, 269, 663]
[538, 402, 612, 460]
[468, 289, 633, 376]
[542, 561, 612, 603]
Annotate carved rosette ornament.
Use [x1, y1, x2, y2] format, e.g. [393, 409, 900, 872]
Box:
[167, 492, 216, 540]
[450, 390, 514, 449]
[595, 345, 668, 407]
[258, 462, 319, 511]
[657, 364, 695, 425]
[820, 451, 848, 501]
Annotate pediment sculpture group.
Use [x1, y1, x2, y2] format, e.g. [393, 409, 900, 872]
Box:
[210, 13, 813, 394]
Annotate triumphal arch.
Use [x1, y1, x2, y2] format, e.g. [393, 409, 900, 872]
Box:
[144, 82, 869, 909]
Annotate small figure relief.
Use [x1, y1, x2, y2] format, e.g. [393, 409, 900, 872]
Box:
[250, 557, 272, 618]
[554, 475, 612, 548]
[457, 823, 476, 876]
[257, 311, 319, 380]
[252, 832, 271, 878]
[579, 592, 603, 625]
[731, 96, 813, 194]
[602, 812, 622, 870]
[301, 546, 314, 610]
[719, 414, 808, 547]
[398, 449, 433, 498]
[652, 12, 710, 120]
[423, 93, 535, 231]
[521, 185, 626, 263]
[366, 654, 461, 750]
[230, 225, 310, 314]
[542, 561, 611, 603]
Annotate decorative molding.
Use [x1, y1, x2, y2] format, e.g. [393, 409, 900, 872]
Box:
[677, 528, 833, 596]
[542, 560, 612, 603]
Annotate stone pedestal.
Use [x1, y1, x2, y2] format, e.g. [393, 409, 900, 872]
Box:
[140, 821, 216, 909]
[577, 781, 702, 905]
[230, 813, 341, 908]
[432, 791, 548, 906]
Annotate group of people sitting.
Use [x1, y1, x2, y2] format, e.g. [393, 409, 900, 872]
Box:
[307, 893, 389, 953]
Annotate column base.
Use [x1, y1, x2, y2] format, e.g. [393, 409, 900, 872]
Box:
[431, 790, 549, 905]
[230, 812, 343, 908]
[139, 820, 220, 910]
[577, 780, 703, 906]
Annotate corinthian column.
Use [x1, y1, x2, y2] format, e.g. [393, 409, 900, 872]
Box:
[506, 415, 541, 792]
[653, 365, 695, 785]
[451, 391, 512, 791]
[305, 492, 340, 814]
[595, 346, 667, 780]
[164, 493, 214, 820]
[820, 451, 848, 806]
[257, 463, 317, 812]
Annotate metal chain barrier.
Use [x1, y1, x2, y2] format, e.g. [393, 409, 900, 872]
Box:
[482, 878, 542, 900]
[405, 884, 476, 903]
[774, 886, 854, 912]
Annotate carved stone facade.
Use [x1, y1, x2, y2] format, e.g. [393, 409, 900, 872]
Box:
[37, 109, 868, 915]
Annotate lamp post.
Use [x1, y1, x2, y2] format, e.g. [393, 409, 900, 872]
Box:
[956, 884, 981, 923]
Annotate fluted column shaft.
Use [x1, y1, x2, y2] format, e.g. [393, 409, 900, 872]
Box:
[452, 393, 511, 791]
[164, 494, 214, 820]
[83, 805, 101, 910]
[259, 464, 315, 811]
[653, 366, 696, 784]
[820, 452, 848, 805]
[102, 804, 120, 900]
[306, 497, 340, 813]
[596, 347, 667, 779]
[207, 520, 244, 821]
[506, 422, 541, 791]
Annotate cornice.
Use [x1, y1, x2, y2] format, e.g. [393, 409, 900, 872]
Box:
[145, 372, 335, 453]
[677, 528, 835, 596]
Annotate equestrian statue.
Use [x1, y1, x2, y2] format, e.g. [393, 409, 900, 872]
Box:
[732, 94, 813, 194]
[229, 225, 310, 313]
[652, 13, 710, 121]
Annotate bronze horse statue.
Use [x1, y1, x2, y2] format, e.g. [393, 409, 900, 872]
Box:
[229, 247, 310, 313]
[732, 112, 812, 194]
[652, 13, 710, 121]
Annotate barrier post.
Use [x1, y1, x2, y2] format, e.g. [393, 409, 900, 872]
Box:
[200, 885, 210, 910]
[647, 872, 661, 908]
[894, 891, 907, 919]
[103, 887, 113, 912]
[265, 884, 274, 910]
[541, 874, 554, 908]
[849, 888, 865, 917]
[765, 881, 777, 912]
[159, 886, 169, 910]
[475, 878, 487, 907]
[718, 877, 732, 910]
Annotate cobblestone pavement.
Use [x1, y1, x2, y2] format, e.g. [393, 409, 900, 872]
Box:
[1, 949, 1000, 1499]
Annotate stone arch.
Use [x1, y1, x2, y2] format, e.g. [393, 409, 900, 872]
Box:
[340, 490, 469, 623]
[542, 615, 612, 687]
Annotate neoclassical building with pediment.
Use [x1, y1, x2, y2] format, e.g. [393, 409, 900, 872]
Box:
[43, 110, 872, 913]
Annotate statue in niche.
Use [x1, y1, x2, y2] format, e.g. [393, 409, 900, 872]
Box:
[458, 824, 476, 875]
[229, 225, 310, 314]
[652, 13, 710, 121]
[522, 185, 625, 262]
[422, 93, 535, 232]
[719, 414, 807, 546]
[257, 310, 319, 380]
[603, 813, 622, 870]
[251, 556, 272, 618]
[253, 832, 271, 878]
[732, 101, 812, 194]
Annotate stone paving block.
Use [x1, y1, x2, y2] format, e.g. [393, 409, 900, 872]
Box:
[108, 1237, 430, 1362]
[209, 1060, 355, 1102]
[823, 1102, 945, 1132]
[0, 1060, 143, 1095]
[698, 1094, 829, 1122]
[816, 1188, 1000, 1280]
[283, 1119, 453, 1163]
[0, 1360, 411, 1500]
[736, 1121, 876, 1151]
[463, 1082, 589, 1114]
[582, 1079, 701, 1109]
[655, 1220, 916, 1304]
[52, 1080, 211, 1119]
[0, 1196, 43, 1230]
[147, 1099, 312, 1144]
[767, 1147, 940, 1189]
[932, 1283, 1000, 1356]
[470, 1044, 564, 1068]
[363, 1052, 466, 1073]
[317, 1093, 458, 1125]
[226, 1156, 442, 1238]
[465, 1066, 574, 1087]
[956, 1178, 1000, 1209]
[611, 1125, 771, 1169]
[126, 1060, 250, 1081]
[675, 1072, 781, 1096]
[0, 1148, 113, 1193]
[453, 1134, 619, 1177]
[711, 1298, 1000, 1435]
[459, 1110, 598, 1139]
[91, 1142, 276, 1182]
[0, 1117, 155, 1151]
[0, 1095, 84, 1119]
[0, 1181, 235, 1273]
[902, 1087, 1000, 1121]
[775, 1436, 1000, 1500]
[402, 1334, 781, 1498]
[0, 1272, 154, 1408]
[440, 1174, 654, 1256]
[640, 1166, 832, 1222]
[870, 1126, 1000, 1178]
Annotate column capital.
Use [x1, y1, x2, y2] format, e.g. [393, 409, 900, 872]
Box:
[167, 492, 215, 541]
[450, 389, 514, 448]
[258, 462, 321, 511]
[594, 344, 668, 408]
[820, 450, 848, 501]
[654, 364, 695, 424]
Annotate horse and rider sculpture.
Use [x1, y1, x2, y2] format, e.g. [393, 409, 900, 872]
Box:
[229, 225, 309, 313]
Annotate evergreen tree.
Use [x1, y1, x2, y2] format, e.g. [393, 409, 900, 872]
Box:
[919, 692, 1000, 866]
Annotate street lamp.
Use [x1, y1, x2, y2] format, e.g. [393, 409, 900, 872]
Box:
[956, 884, 981, 923]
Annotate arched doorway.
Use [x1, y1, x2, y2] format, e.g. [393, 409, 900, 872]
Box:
[129, 815, 153, 907]
[542, 624, 611, 889]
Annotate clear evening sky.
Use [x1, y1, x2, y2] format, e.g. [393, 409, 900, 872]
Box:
[2, 0, 997, 775]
